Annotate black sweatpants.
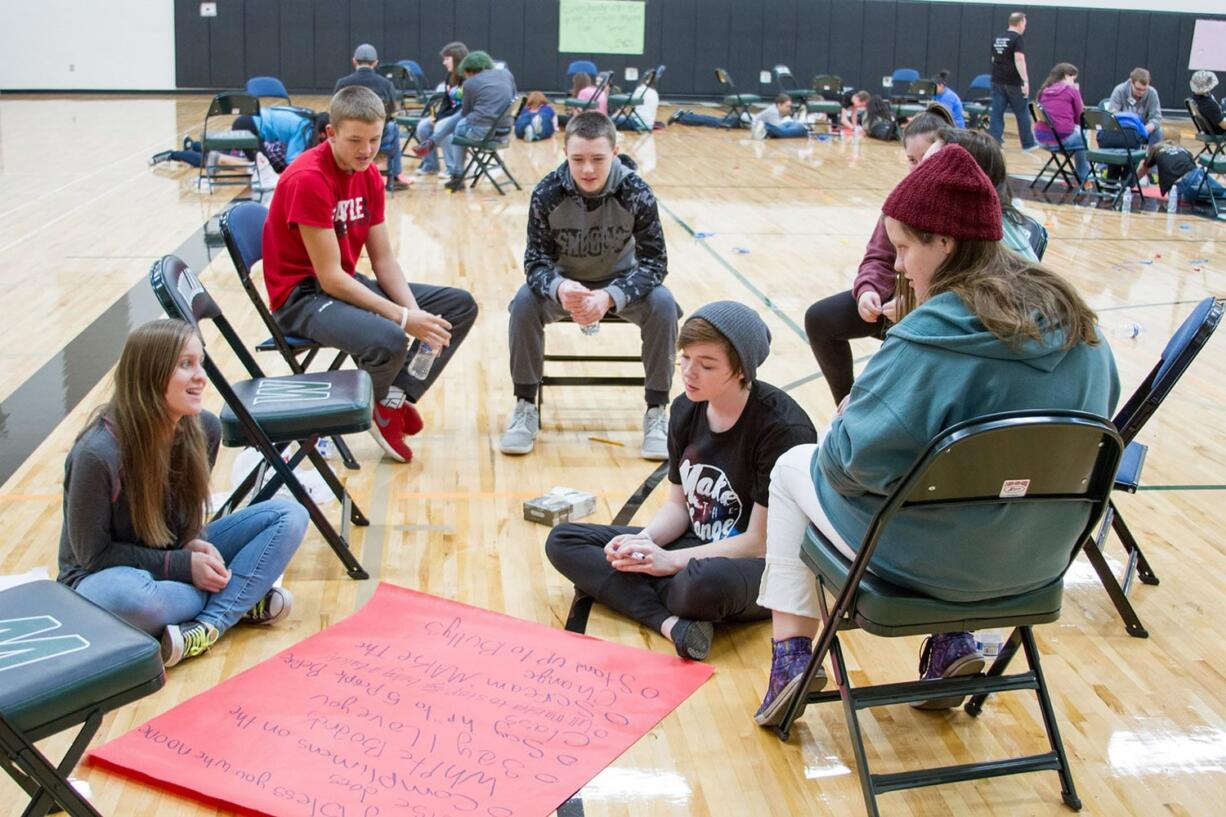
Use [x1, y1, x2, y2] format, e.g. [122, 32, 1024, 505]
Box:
[544, 522, 769, 633]
[804, 289, 888, 404]
[274, 273, 478, 402]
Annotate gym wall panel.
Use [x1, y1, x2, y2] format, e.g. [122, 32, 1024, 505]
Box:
[160, 0, 1225, 108]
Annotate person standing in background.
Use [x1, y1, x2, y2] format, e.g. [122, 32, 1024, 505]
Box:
[988, 12, 1036, 151]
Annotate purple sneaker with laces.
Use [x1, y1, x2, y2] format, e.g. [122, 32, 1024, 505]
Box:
[754, 636, 828, 727]
[913, 631, 985, 710]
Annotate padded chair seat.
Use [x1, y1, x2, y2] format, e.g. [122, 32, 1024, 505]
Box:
[202, 130, 260, 150]
[724, 93, 762, 105]
[1086, 148, 1141, 165]
[1113, 441, 1148, 493]
[562, 97, 595, 108]
[0, 581, 164, 739]
[1198, 153, 1226, 172]
[896, 103, 927, 117]
[807, 100, 842, 115]
[800, 525, 1065, 637]
[254, 334, 318, 353]
[964, 102, 989, 114]
[452, 133, 509, 150]
[1196, 133, 1226, 145]
[784, 90, 812, 101]
[607, 93, 640, 107]
[219, 370, 373, 446]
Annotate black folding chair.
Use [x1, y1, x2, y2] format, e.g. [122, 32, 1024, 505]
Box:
[149, 255, 374, 579]
[218, 202, 360, 471]
[774, 65, 812, 111]
[773, 412, 1123, 816]
[452, 98, 522, 195]
[1084, 297, 1224, 637]
[563, 70, 613, 112]
[199, 93, 261, 190]
[1081, 109, 1145, 209]
[1029, 100, 1081, 192]
[1, 580, 165, 817]
[1184, 98, 1226, 217]
[397, 93, 443, 152]
[715, 68, 760, 127]
[376, 64, 413, 111]
[538, 313, 647, 421]
[608, 68, 658, 132]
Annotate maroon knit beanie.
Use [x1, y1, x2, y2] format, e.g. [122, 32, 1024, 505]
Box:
[882, 144, 1003, 241]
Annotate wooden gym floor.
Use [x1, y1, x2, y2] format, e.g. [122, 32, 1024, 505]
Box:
[0, 94, 1223, 816]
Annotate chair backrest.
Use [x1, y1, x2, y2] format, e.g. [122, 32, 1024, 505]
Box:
[715, 67, 737, 95]
[149, 255, 264, 381]
[811, 74, 843, 100]
[653, 64, 666, 85]
[891, 68, 920, 86]
[968, 73, 991, 93]
[245, 76, 290, 105]
[1112, 297, 1224, 444]
[398, 60, 427, 85]
[774, 65, 799, 92]
[857, 412, 1123, 588]
[206, 93, 260, 120]
[1185, 97, 1215, 136]
[908, 79, 937, 100]
[378, 63, 412, 90]
[567, 60, 599, 85]
[1080, 108, 1125, 147]
[1030, 100, 1067, 150]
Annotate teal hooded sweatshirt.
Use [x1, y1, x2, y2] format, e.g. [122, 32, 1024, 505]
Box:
[812, 290, 1120, 602]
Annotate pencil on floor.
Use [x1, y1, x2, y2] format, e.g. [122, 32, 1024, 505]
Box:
[588, 436, 625, 447]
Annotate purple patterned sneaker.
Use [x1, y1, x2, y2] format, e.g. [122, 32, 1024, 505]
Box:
[913, 631, 985, 710]
[754, 636, 828, 727]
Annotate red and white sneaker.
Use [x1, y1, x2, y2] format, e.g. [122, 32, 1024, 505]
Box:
[400, 402, 423, 436]
[370, 401, 414, 462]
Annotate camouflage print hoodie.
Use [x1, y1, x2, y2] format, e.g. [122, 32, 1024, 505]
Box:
[523, 156, 667, 311]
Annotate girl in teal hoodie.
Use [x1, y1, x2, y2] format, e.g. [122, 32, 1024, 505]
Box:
[754, 144, 1119, 726]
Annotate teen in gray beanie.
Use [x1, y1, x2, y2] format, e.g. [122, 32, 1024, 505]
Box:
[689, 301, 771, 383]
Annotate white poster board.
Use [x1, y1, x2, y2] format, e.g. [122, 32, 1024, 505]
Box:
[1189, 19, 1226, 71]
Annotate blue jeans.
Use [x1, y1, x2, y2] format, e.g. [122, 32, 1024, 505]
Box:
[673, 111, 741, 128]
[1176, 168, 1226, 201]
[1039, 129, 1090, 182]
[416, 112, 460, 172]
[443, 117, 481, 178]
[381, 121, 402, 179]
[766, 121, 808, 138]
[989, 83, 1035, 149]
[74, 500, 307, 637]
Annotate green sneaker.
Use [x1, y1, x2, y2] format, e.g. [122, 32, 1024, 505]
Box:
[161, 620, 219, 668]
[241, 587, 293, 626]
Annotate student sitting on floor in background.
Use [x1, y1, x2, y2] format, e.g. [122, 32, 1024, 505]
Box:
[1136, 138, 1226, 203]
[515, 92, 558, 141]
[751, 94, 809, 140]
[803, 113, 1035, 407]
[263, 87, 478, 464]
[931, 70, 966, 128]
[57, 319, 306, 668]
[546, 302, 817, 660]
[840, 90, 870, 132]
[863, 95, 899, 141]
[501, 111, 677, 460]
[754, 144, 1119, 726]
[612, 81, 660, 131]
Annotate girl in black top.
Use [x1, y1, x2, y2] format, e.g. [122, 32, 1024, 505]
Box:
[545, 303, 816, 660]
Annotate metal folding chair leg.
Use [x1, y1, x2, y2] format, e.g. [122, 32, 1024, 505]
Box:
[1, 711, 105, 817]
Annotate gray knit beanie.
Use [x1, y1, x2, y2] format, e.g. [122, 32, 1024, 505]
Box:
[1190, 70, 1219, 95]
[688, 301, 771, 383]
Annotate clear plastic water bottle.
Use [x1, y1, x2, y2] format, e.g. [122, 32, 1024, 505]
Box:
[975, 631, 1004, 658]
[580, 322, 600, 336]
[1121, 187, 1133, 212]
[1112, 322, 1143, 339]
[408, 342, 438, 379]
[1167, 187, 1179, 214]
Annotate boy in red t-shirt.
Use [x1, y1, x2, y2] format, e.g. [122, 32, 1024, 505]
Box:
[263, 86, 477, 463]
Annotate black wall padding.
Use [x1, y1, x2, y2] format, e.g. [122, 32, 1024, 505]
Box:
[174, 0, 1225, 106]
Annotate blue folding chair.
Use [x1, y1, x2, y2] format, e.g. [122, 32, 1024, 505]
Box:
[245, 75, 291, 106]
[566, 59, 598, 86]
[889, 67, 920, 101]
[1084, 297, 1225, 637]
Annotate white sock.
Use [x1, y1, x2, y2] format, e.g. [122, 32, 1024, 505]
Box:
[381, 385, 407, 409]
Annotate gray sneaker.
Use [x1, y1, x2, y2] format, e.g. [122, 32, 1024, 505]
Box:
[499, 399, 539, 455]
[641, 406, 668, 460]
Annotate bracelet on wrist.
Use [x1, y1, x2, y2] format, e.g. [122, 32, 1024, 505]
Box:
[399, 306, 409, 330]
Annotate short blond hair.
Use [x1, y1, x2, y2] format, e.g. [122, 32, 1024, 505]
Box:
[330, 86, 385, 127]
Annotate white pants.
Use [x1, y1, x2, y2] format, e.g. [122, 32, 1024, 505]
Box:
[756, 443, 856, 619]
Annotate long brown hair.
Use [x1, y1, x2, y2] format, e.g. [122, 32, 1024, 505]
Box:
[1039, 62, 1078, 96]
[893, 225, 1100, 349]
[90, 319, 211, 546]
[570, 72, 593, 97]
[439, 41, 469, 88]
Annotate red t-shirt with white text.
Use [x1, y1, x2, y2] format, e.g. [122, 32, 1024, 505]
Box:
[262, 141, 386, 310]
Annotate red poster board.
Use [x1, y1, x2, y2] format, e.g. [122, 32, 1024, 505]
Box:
[90, 583, 713, 817]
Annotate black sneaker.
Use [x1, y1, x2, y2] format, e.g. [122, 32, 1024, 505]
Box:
[444, 175, 467, 192]
[149, 150, 174, 166]
[161, 620, 219, 668]
[670, 619, 713, 660]
[667, 109, 686, 125]
[240, 587, 293, 625]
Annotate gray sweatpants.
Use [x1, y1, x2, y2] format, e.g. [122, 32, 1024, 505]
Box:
[273, 273, 478, 402]
[507, 283, 678, 405]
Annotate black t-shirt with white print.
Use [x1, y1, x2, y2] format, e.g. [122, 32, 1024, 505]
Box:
[667, 381, 817, 543]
